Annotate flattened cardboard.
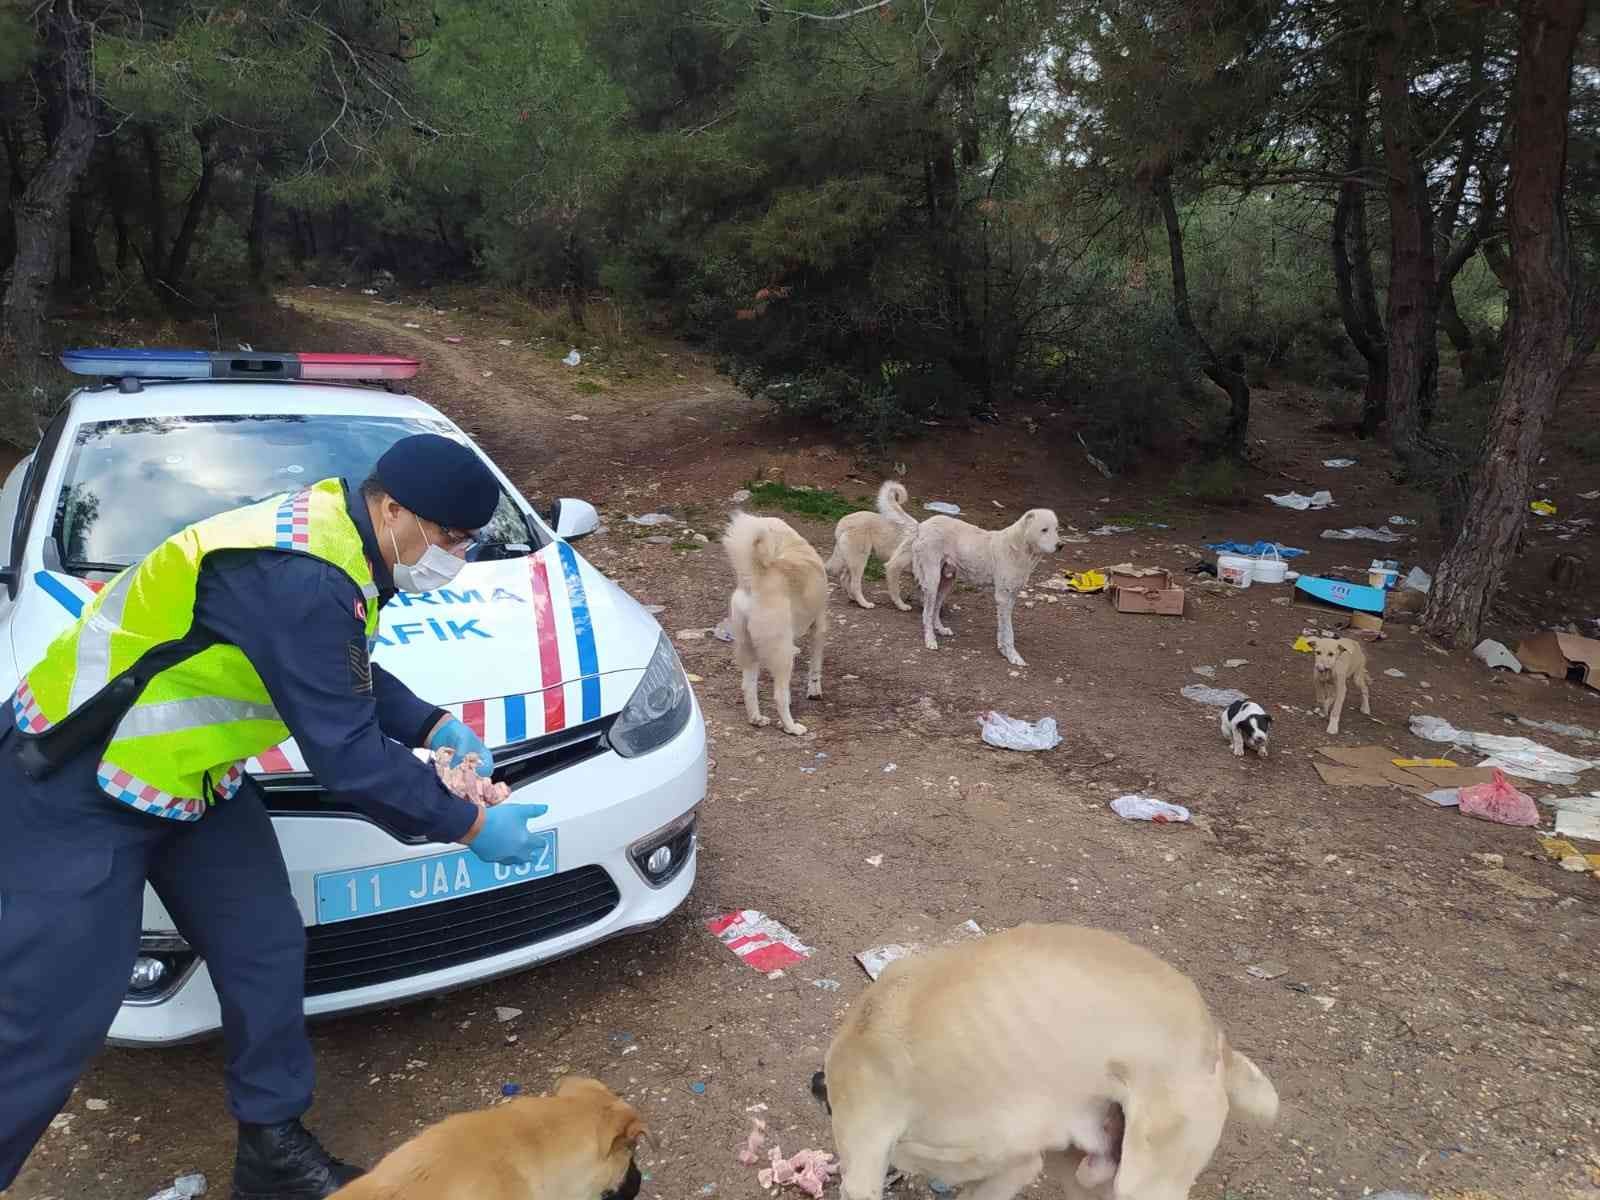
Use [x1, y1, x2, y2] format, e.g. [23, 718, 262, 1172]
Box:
[1513, 631, 1600, 689]
[1312, 746, 1497, 793]
[1108, 568, 1185, 616]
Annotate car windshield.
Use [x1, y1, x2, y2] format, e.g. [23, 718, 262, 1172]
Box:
[51, 414, 539, 574]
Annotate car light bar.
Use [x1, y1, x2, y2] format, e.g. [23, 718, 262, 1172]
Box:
[60, 348, 421, 383]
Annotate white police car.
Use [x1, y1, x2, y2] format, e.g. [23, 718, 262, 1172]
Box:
[0, 349, 705, 1045]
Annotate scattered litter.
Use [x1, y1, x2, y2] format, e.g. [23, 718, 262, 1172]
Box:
[691, 1082, 707, 1095]
[1530, 499, 1556, 516]
[563, 349, 582, 367]
[1470, 852, 1504, 866]
[1515, 631, 1599, 689]
[1472, 639, 1522, 672]
[1366, 1192, 1425, 1200]
[865, 854, 884, 867]
[756, 1148, 838, 1198]
[738, 1117, 768, 1165]
[1110, 794, 1191, 823]
[1517, 717, 1600, 741]
[495, 1006, 522, 1022]
[731, 488, 752, 502]
[1384, 668, 1407, 678]
[882, 763, 897, 773]
[85, 1098, 108, 1111]
[1064, 569, 1107, 593]
[856, 920, 985, 981]
[566, 413, 590, 422]
[1245, 962, 1287, 981]
[1402, 565, 1432, 593]
[402, 321, 421, 329]
[496, 338, 513, 346]
[1088, 524, 1135, 536]
[1421, 788, 1461, 807]
[1409, 715, 1598, 783]
[1387, 515, 1417, 525]
[1180, 685, 1249, 707]
[676, 628, 712, 642]
[628, 513, 675, 526]
[1394, 757, 1457, 768]
[812, 978, 841, 991]
[1458, 770, 1540, 827]
[144, 1174, 207, 1200]
[1323, 458, 1357, 468]
[1265, 490, 1335, 510]
[1191, 665, 1216, 678]
[924, 501, 961, 515]
[1293, 636, 1314, 653]
[1473, 867, 1556, 900]
[444, 335, 462, 344]
[1553, 798, 1600, 842]
[707, 910, 813, 972]
[978, 711, 1062, 751]
[1204, 540, 1307, 559]
[1581, 490, 1600, 500]
[1320, 526, 1404, 542]
[1078, 432, 1114, 479]
[1223, 658, 1249, 668]
[714, 618, 734, 642]
[360, 287, 378, 295]
[1313, 745, 1497, 793]
[1313, 995, 1337, 1011]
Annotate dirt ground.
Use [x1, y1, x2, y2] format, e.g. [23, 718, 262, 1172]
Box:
[11, 287, 1600, 1200]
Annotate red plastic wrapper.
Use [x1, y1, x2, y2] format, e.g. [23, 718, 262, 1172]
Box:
[1458, 769, 1540, 827]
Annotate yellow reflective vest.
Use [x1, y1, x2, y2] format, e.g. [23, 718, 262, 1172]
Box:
[13, 479, 380, 820]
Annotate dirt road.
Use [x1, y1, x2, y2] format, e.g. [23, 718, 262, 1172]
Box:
[12, 289, 1600, 1200]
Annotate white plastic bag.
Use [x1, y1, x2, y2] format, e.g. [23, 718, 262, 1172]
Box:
[1472, 639, 1522, 672]
[562, 348, 582, 367]
[1321, 526, 1404, 542]
[1402, 565, 1432, 593]
[1110, 795, 1191, 823]
[978, 711, 1061, 751]
[1265, 490, 1334, 510]
[1180, 684, 1249, 707]
[924, 501, 962, 515]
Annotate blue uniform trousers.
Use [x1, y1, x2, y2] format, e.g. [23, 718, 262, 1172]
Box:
[0, 722, 315, 1190]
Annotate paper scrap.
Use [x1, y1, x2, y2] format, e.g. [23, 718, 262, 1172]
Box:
[707, 910, 813, 973]
[855, 920, 984, 981]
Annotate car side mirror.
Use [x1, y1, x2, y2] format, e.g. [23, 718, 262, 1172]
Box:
[550, 498, 600, 542]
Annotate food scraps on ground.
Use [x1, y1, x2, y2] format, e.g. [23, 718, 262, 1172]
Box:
[757, 1147, 839, 1197]
[737, 1117, 767, 1165]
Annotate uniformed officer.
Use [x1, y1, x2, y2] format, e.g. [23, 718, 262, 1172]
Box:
[0, 434, 551, 1198]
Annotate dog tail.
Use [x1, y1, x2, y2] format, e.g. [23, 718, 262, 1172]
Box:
[876, 480, 916, 535]
[724, 511, 782, 585]
[1221, 1041, 1278, 1126]
[810, 1070, 831, 1114]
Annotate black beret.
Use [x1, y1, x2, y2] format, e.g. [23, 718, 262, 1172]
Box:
[375, 434, 500, 531]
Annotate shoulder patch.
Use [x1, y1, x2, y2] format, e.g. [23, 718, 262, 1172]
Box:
[347, 637, 374, 695]
[355, 597, 366, 621]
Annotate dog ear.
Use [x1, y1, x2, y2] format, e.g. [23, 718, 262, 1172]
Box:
[1258, 714, 1272, 728]
[603, 1100, 654, 1157]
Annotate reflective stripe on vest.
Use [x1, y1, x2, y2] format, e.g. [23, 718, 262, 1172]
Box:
[18, 479, 381, 819]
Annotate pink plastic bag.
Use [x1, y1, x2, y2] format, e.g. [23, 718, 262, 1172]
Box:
[1458, 769, 1540, 827]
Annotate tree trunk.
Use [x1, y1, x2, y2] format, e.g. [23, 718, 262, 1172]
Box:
[1421, 0, 1587, 647]
[67, 180, 102, 291]
[562, 223, 585, 328]
[1331, 54, 1388, 436]
[247, 173, 272, 288]
[1, 0, 97, 443]
[1152, 169, 1250, 455]
[1374, 2, 1439, 475]
[163, 125, 217, 290]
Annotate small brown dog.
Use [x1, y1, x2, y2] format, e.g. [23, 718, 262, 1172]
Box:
[825, 481, 918, 610]
[724, 511, 829, 735]
[1311, 636, 1372, 735]
[331, 1075, 648, 1200]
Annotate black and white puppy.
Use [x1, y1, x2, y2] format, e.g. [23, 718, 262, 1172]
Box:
[1221, 698, 1272, 758]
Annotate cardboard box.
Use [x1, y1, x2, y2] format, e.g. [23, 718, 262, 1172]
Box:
[1514, 631, 1600, 689]
[1108, 568, 1185, 616]
[1294, 574, 1386, 632]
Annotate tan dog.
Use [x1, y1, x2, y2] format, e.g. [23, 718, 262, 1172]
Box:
[814, 924, 1278, 1200]
[331, 1075, 648, 1200]
[886, 509, 1061, 666]
[724, 511, 828, 735]
[1310, 636, 1372, 734]
[825, 481, 918, 610]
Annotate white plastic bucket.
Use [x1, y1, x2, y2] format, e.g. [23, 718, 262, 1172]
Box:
[1218, 554, 1253, 588]
[1251, 545, 1288, 584]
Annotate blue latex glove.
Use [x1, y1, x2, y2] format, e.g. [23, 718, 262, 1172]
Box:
[468, 802, 552, 865]
[429, 716, 495, 777]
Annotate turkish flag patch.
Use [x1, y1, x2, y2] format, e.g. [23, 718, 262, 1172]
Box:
[354, 597, 367, 621]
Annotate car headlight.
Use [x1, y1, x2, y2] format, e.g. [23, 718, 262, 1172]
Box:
[609, 632, 694, 758]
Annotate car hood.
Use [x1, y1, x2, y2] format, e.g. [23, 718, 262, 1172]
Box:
[11, 543, 662, 771]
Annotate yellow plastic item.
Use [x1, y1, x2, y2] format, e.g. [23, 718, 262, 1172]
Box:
[1538, 836, 1582, 861]
[1530, 499, 1557, 516]
[1393, 757, 1458, 768]
[1066, 569, 1107, 593]
[1292, 636, 1315, 653]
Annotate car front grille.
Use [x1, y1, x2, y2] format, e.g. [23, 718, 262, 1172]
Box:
[303, 864, 621, 997]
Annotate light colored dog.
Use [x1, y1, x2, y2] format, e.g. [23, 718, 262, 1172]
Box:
[886, 508, 1061, 666]
[813, 924, 1278, 1200]
[724, 511, 828, 736]
[331, 1075, 648, 1200]
[1310, 636, 1372, 735]
[825, 481, 918, 610]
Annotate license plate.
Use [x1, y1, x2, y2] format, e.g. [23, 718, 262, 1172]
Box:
[314, 834, 558, 925]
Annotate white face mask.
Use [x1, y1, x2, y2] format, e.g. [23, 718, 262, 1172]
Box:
[388, 514, 467, 594]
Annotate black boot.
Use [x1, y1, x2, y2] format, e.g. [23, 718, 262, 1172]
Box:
[232, 1119, 364, 1200]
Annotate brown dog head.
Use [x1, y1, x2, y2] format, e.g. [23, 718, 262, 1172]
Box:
[1311, 637, 1351, 676]
[554, 1076, 650, 1200]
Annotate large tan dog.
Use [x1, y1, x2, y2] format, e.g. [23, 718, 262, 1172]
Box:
[814, 924, 1279, 1200]
[825, 481, 918, 610]
[885, 509, 1061, 666]
[724, 511, 828, 736]
[1310, 636, 1372, 735]
[331, 1075, 648, 1200]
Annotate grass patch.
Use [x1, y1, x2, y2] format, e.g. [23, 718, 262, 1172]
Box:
[574, 378, 606, 395]
[1176, 459, 1248, 506]
[862, 556, 885, 581]
[671, 539, 704, 552]
[746, 480, 872, 523]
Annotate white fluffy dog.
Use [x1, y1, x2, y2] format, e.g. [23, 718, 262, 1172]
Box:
[825, 481, 918, 610]
[723, 511, 829, 736]
[886, 508, 1062, 667]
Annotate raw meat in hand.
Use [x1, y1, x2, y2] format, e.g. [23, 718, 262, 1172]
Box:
[433, 747, 510, 807]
